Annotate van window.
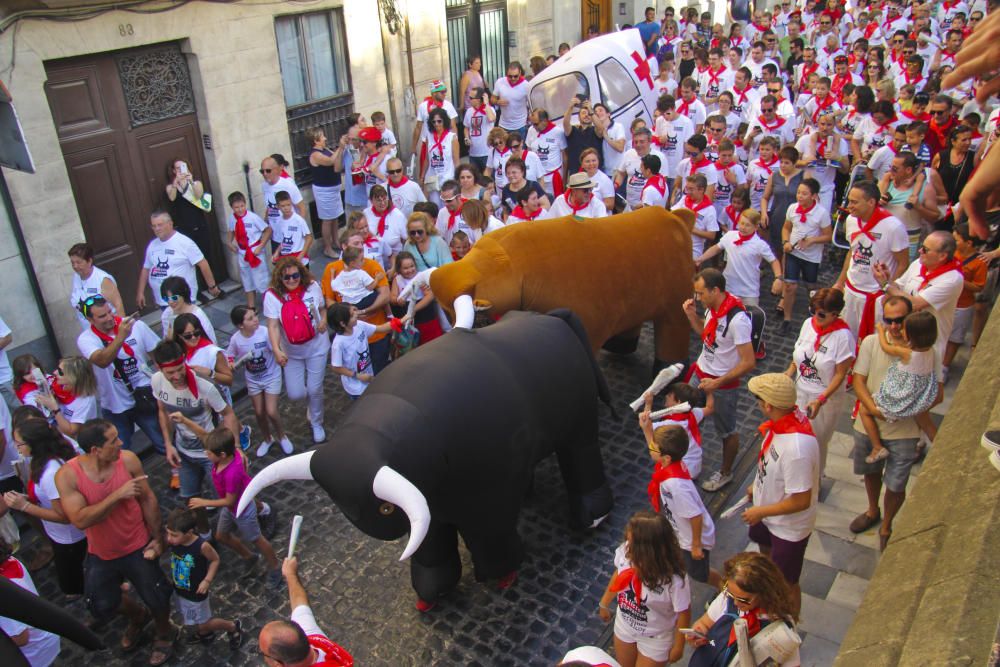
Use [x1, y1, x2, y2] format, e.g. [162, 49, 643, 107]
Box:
[528, 73, 589, 119]
[596, 58, 640, 113]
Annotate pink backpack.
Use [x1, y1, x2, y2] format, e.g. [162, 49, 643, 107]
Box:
[270, 289, 316, 345]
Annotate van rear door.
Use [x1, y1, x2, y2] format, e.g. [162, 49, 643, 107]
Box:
[594, 56, 652, 130]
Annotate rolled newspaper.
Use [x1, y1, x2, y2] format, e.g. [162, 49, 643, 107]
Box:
[288, 515, 304, 558]
[648, 402, 692, 421]
[629, 363, 684, 412]
[720, 495, 751, 520]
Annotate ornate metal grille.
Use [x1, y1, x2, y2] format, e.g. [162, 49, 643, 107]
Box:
[115, 45, 195, 127]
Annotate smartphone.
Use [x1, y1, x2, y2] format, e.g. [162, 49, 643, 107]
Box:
[679, 628, 708, 640]
[179, 162, 189, 174]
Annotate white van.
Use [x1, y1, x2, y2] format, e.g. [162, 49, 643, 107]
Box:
[527, 30, 660, 129]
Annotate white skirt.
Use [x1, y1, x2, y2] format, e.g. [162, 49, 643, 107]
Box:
[312, 184, 344, 220]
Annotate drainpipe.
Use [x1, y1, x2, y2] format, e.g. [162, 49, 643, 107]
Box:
[0, 171, 62, 360]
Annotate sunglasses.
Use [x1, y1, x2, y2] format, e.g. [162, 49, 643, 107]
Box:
[883, 315, 906, 325]
[723, 583, 754, 605]
[259, 168, 273, 175]
[408, 229, 425, 236]
[80, 295, 108, 317]
[387, 169, 403, 175]
[441, 195, 460, 202]
[918, 244, 935, 254]
[282, 272, 301, 281]
[180, 331, 202, 341]
[810, 308, 838, 318]
[761, 107, 775, 113]
[932, 109, 949, 116]
[166, 294, 182, 303]
[432, 119, 446, 124]
[685, 151, 700, 157]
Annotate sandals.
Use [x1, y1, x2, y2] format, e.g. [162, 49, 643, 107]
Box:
[120, 609, 151, 652]
[865, 448, 890, 464]
[149, 628, 178, 666]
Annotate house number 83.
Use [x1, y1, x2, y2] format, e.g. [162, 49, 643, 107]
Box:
[119, 24, 134, 36]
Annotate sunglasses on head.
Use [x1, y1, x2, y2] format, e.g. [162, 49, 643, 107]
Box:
[80, 295, 108, 317]
[282, 272, 301, 281]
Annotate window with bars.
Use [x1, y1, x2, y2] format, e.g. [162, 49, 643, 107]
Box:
[445, 0, 509, 109]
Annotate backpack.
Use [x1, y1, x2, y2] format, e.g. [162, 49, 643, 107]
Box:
[722, 303, 765, 355]
[270, 289, 316, 345]
[390, 320, 420, 360]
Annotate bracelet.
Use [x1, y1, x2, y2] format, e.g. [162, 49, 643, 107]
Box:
[208, 284, 217, 289]
[817, 394, 828, 405]
[599, 602, 611, 611]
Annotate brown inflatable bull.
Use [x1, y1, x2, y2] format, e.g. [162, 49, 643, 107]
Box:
[428, 207, 696, 367]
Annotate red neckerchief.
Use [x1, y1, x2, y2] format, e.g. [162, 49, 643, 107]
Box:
[15, 381, 38, 403]
[795, 201, 816, 223]
[610, 566, 643, 601]
[823, 46, 838, 57]
[506, 76, 526, 87]
[684, 194, 713, 213]
[811, 94, 836, 123]
[423, 96, 443, 111]
[799, 62, 819, 90]
[733, 228, 756, 245]
[729, 608, 764, 646]
[643, 174, 667, 198]
[903, 70, 922, 86]
[511, 205, 542, 221]
[940, 49, 957, 64]
[49, 375, 76, 405]
[280, 169, 291, 179]
[363, 234, 378, 248]
[183, 335, 213, 362]
[665, 411, 702, 446]
[943, 0, 959, 10]
[538, 121, 557, 136]
[811, 316, 850, 352]
[863, 21, 878, 39]
[567, 192, 594, 215]
[446, 199, 467, 230]
[647, 460, 691, 513]
[707, 65, 727, 87]
[362, 151, 379, 180]
[710, 37, 723, 49]
[677, 97, 694, 117]
[901, 110, 930, 123]
[371, 204, 395, 237]
[233, 213, 262, 268]
[816, 133, 833, 158]
[754, 156, 778, 175]
[918, 259, 964, 290]
[388, 175, 411, 192]
[758, 114, 786, 132]
[850, 206, 892, 242]
[469, 103, 487, 119]
[91, 318, 134, 357]
[689, 156, 712, 172]
[429, 129, 449, 158]
[733, 84, 752, 106]
[697, 65, 709, 75]
[752, 21, 771, 34]
[929, 116, 957, 150]
[702, 292, 743, 346]
[729, 36, 742, 48]
[0, 557, 25, 581]
[848, 53, 865, 69]
[758, 409, 815, 461]
[157, 357, 200, 398]
[831, 72, 852, 100]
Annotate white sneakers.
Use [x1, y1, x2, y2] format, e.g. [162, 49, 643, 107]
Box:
[257, 436, 295, 457]
[311, 424, 326, 444]
[279, 436, 294, 454]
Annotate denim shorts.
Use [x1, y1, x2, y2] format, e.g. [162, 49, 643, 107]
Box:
[851, 431, 919, 493]
[784, 252, 819, 284]
[85, 548, 172, 623]
[217, 503, 261, 542]
[177, 447, 214, 500]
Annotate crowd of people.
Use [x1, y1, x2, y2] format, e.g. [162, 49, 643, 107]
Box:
[1, 0, 999, 665]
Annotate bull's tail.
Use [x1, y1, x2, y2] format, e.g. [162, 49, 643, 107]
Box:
[546, 308, 619, 420]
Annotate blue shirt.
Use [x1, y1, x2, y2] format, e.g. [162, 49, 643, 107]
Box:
[403, 237, 453, 271]
[343, 150, 368, 207]
[636, 21, 660, 55]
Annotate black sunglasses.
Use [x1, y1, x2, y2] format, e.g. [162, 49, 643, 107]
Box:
[282, 272, 301, 281]
[408, 229, 425, 236]
[179, 331, 202, 341]
[387, 169, 403, 174]
[259, 168, 273, 175]
[883, 315, 906, 325]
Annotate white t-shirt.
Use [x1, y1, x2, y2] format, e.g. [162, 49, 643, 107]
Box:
[713, 163, 747, 209]
[493, 76, 530, 130]
[77, 320, 159, 414]
[795, 133, 848, 193]
[487, 148, 514, 189]
[654, 115, 694, 177]
[640, 178, 668, 208]
[463, 106, 496, 157]
[747, 158, 778, 210]
[331, 321, 377, 396]
[60, 394, 98, 426]
[160, 305, 217, 342]
[37, 459, 87, 545]
[589, 169, 616, 204]
[753, 428, 819, 541]
[331, 268, 375, 304]
[226, 210, 270, 268]
[613, 544, 691, 638]
[785, 202, 831, 264]
[0, 400, 12, 480]
[526, 123, 567, 175]
[698, 67, 735, 106]
[142, 232, 205, 307]
[867, 144, 898, 180]
[602, 120, 628, 174]
[896, 260, 965, 359]
[718, 231, 777, 298]
[0, 316, 11, 385]
[274, 213, 312, 263]
[844, 214, 909, 292]
[671, 200, 718, 258]
[620, 148, 667, 208]
[853, 116, 899, 155]
[696, 305, 751, 377]
[262, 282, 327, 360]
[792, 320, 856, 398]
[676, 97, 707, 127]
[151, 372, 227, 457]
[659, 476, 716, 551]
[70, 267, 117, 329]
[416, 98, 459, 143]
[547, 193, 609, 218]
[364, 206, 409, 256]
[226, 326, 281, 388]
[0, 558, 61, 667]
[262, 176, 304, 234]
[386, 178, 427, 219]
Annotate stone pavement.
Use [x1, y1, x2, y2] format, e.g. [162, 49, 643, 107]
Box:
[23, 244, 969, 666]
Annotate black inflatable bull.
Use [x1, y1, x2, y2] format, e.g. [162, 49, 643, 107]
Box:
[239, 309, 614, 608]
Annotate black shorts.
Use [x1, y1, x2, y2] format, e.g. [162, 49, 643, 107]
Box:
[85, 547, 172, 622]
[683, 548, 711, 583]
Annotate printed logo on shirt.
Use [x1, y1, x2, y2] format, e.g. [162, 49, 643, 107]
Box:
[151, 257, 170, 280]
[171, 552, 195, 590]
[852, 241, 874, 267]
[281, 235, 294, 254]
[246, 352, 268, 375]
[798, 356, 821, 382]
[470, 115, 484, 137]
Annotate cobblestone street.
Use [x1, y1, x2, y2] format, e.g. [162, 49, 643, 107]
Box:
[32, 250, 884, 666]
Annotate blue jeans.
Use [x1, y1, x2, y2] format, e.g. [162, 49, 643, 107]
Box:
[104, 406, 165, 454]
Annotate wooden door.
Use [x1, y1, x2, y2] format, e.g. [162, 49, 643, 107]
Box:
[44, 43, 223, 313]
[581, 0, 612, 40]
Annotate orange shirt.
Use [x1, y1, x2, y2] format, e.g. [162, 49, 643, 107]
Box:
[956, 251, 987, 309]
[321, 258, 390, 342]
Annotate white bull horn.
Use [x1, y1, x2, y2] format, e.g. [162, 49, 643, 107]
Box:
[236, 451, 315, 516]
[372, 466, 431, 561]
[453, 294, 475, 330]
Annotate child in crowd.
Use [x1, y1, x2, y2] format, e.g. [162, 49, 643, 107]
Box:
[226, 305, 292, 457]
[166, 508, 244, 648]
[328, 303, 407, 399]
[450, 230, 472, 260]
[644, 382, 712, 479]
[598, 510, 691, 667]
[859, 311, 940, 463]
[943, 223, 987, 382]
[331, 247, 380, 312]
[390, 252, 444, 345]
[696, 209, 783, 307]
[11, 354, 49, 413]
[371, 111, 397, 157]
[638, 420, 721, 588]
[226, 191, 271, 307]
[188, 427, 283, 585]
[347, 211, 393, 271]
[271, 190, 313, 265]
